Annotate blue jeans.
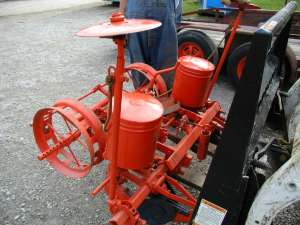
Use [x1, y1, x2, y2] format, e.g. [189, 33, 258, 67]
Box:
[126, 0, 178, 89]
[176, 0, 182, 24]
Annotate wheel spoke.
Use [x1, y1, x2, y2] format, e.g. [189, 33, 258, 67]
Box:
[188, 46, 193, 55]
[67, 146, 81, 167]
[194, 49, 202, 57]
[62, 115, 73, 133]
[46, 123, 64, 140]
[61, 115, 88, 151]
[47, 122, 82, 167]
[192, 47, 196, 55]
[182, 46, 190, 56]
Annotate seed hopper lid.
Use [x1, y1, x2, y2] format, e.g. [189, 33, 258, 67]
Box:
[120, 92, 164, 126]
[179, 56, 215, 73]
[76, 12, 161, 37]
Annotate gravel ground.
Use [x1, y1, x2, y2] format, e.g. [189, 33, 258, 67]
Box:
[0, 3, 299, 225]
[0, 4, 117, 225]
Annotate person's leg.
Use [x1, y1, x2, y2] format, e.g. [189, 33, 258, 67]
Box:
[126, 0, 178, 89]
[126, 0, 149, 87]
[175, 0, 183, 25]
[127, 32, 150, 88]
[147, 0, 178, 90]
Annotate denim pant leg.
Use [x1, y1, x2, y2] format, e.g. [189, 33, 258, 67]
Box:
[176, 0, 183, 24]
[149, 12, 178, 89]
[127, 32, 149, 88]
[126, 0, 178, 90]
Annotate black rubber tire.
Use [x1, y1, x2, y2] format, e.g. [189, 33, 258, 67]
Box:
[112, 1, 119, 7]
[226, 42, 250, 86]
[227, 42, 298, 88]
[178, 29, 219, 65]
[283, 46, 298, 90]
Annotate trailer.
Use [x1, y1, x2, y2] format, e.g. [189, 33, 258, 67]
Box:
[178, 2, 300, 87]
[191, 2, 300, 224]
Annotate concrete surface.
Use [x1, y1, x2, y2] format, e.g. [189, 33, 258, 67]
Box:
[0, 1, 299, 225]
[0, 0, 103, 17]
[0, 3, 116, 225]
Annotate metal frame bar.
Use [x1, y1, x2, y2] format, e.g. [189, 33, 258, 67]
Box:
[190, 2, 298, 225]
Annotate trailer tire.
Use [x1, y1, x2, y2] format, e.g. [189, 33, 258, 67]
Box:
[284, 46, 298, 89]
[112, 1, 119, 7]
[227, 42, 298, 88]
[227, 42, 251, 86]
[178, 30, 219, 65]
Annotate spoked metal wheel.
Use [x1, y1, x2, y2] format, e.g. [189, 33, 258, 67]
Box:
[33, 98, 106, 178]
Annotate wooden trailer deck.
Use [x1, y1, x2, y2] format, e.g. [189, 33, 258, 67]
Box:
[180, 20, 300, 72]
[181, 8, 300, 71]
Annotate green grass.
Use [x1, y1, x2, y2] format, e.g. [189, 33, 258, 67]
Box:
[183, 0, 199, 12]
[183, 0, 300, 12]
[251, 0, 300, 10]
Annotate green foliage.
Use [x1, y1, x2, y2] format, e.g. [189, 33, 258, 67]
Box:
[183, 0, 200, 12]
[183, 0, 300, 12]
[251, 0, 300, 10]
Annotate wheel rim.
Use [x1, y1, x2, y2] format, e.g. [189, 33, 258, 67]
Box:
[236, 57, 247, 80]
[33, 99, 106, 178]
[178, 42, 205, 58]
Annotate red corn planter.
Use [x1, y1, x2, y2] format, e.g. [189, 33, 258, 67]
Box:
[32, 12, 225, 225]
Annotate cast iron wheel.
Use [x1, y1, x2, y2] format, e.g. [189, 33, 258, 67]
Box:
[178, 30, 219, 65]
[227, 42, 298, 88]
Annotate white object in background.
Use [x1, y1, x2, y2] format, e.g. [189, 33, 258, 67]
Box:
[194, 199, 227, 225]
[202, 0, 208, 9]
[245, 119, 300, 225]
